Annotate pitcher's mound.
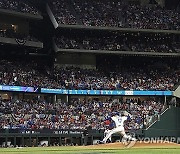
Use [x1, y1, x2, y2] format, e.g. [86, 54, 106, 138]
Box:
[85, 141, 179, 149]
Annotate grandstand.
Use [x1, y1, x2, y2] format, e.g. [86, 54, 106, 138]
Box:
[0, 0, 179, 148]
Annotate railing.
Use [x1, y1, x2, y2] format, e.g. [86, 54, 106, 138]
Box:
[144, 105, 169, 130]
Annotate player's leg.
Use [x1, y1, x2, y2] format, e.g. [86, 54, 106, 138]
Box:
[120, 130, 136, 141]
[109, 135, 112, 142]
[102, 130, 113, 143]
[102, 127, 120, 143]
[104, 130, 112, 143]
[107, 130, 112, 142]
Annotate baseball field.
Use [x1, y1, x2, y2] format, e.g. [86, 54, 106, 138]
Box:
[0, 142, 179, 154]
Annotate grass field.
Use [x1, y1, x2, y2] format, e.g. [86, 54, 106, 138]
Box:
[0, 142, 179, 154]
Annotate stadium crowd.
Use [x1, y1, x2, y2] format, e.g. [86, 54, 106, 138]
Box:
[0, 29, 40, 42]
[48, 0, 77, 25]
[54, 66, 179, 90]
[55, 33, 178, 53]
[173, 43, 180, 53]
[122, 4, 180, 30]
[0, 59, 179, 91]
[49, 0, 180, 30]
[0, 60, 59, 89]
[0, 97, 165, 130]
[0, 0, 39, 15]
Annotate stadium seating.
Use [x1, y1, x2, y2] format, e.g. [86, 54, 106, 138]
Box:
[55, 33, 178, 53]
[48, 0, 77, 25]
[0, 97, 165, 130]
[0, 0, 39, 15]
[0, 30, 40, 42]
[49, 0, 180, 30]
[0, 0, 179, 149]
[0, 59, 179, 90]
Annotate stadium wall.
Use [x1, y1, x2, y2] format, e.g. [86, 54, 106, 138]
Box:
[55, 53, 96, 69]
[174, 85, 180, 98]
[144, 106, 180, 139]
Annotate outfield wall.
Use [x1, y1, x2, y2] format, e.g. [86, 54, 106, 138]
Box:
[144, 106, 180, 140]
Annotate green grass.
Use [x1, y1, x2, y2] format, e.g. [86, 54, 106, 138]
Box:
[0, 145, 179, 154]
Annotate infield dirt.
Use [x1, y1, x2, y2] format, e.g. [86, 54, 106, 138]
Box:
[81, 142, 180, 149]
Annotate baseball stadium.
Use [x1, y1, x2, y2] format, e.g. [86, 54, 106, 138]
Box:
[0, 0, 180, 153]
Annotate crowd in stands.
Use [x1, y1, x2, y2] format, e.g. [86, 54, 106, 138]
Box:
[0, 60, 59, 88]
[54, 66, 179, 91]
[122, 4, 180, 30]
[0, 97, 166, 130]
[173, 43, 180, 53]
[55, 33, 178, 53]
[0, 0, 179, 30]
[0, 59, 179, 91]
[49, 0, 77, 25]
[49, 0, 180, 30]
[0, 0, 39, 15]
[73, 0, 124, 27]
[0, 29, 40, 42]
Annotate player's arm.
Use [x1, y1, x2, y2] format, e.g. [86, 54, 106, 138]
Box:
[127, 114, 133, 119]
[123, 111, 133, 119]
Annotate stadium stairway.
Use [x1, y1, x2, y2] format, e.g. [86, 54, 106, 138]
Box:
[143, 106, 180, 140]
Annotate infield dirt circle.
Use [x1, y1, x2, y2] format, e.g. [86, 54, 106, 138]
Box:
[82, 141, 180, 149]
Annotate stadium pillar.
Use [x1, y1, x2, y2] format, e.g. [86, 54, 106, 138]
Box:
[70, 136, 72, 145]
[54, 95, 57, 103]
[81, 134, 84, 145]
[5, 136, 8, 147]
[12, 93, 19, 100]
[66, 95, 69, 104]
[84, 136, 87, 146]
[51, 95, 55, 104]
[22, 136, 24, 147]
[91, 136, 93, 145]
[14, 136, 16, 147]
[165, 96, 167, 105]
[59, 136, 62, 146]
[48, 136, 50, 146]
[29, 136, 32, 147]
[36, 136, 38, 147]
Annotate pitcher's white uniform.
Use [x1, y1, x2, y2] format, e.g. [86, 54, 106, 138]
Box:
[102, 115, 130, 143]
[104, 129, 112, 142]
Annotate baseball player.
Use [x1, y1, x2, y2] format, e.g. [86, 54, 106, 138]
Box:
[100, 111, 136, 144]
